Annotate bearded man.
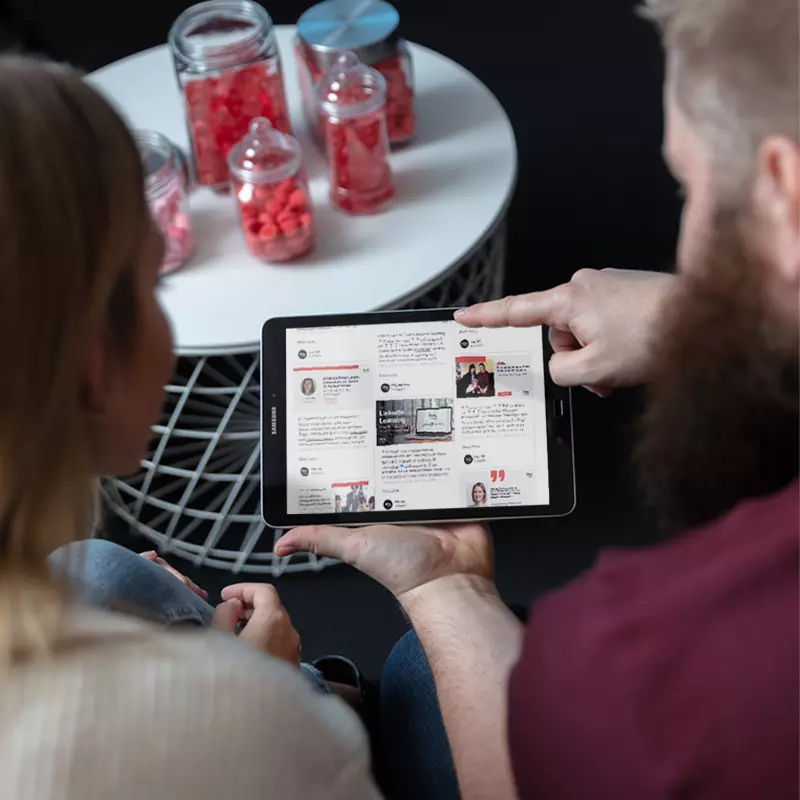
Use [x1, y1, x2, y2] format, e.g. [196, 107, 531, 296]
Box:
[277, 1, 799, 797]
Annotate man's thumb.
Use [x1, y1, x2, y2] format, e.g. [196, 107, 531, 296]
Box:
[275, 526, 349, 561]
[211, 598, 243, 632]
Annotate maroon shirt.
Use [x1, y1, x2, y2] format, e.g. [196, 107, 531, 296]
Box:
[508, 480, 799, 799]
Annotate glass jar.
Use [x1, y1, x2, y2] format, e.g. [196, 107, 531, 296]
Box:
[296, 0, 414, 147]
[136, 130, 195, 274]
[169, 0, 292, 190]
[320, 52, 395, 215]
[228, 117, 315, 262]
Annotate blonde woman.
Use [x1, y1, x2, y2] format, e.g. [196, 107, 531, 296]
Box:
[0, 56, 380, 799]
[470, 482, 487, 508]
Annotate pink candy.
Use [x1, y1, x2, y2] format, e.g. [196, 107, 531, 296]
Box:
[150, 184, 195, 273]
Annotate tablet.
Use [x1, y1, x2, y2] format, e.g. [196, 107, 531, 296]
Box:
[261, 309, 575, 527]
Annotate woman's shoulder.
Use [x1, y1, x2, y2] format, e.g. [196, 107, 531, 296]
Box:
[55, 604, 359, 728]
[1, 606, 380, 799]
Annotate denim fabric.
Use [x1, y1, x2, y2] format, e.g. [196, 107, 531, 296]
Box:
[380, 630, 460, 800]
[50, 539, 214, 626]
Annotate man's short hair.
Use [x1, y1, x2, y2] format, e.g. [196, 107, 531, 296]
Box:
[642, 0, 799, 191]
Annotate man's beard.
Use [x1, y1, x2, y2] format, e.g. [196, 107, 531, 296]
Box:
[637, 208, 799, 530]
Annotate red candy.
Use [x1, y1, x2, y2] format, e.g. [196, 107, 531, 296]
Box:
[324, 112, 395, 214]
[234, 175, 314, 262]
[295, 40, 324, 84]
[321, 53, 395, 216]
[149, 183, 194, 273]
[182, 60, 291, 188]
[296, 42, 414, 146]
[373, 55, 415, 144]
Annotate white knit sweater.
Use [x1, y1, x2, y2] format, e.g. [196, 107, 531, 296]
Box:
[0, 605, 383, 799]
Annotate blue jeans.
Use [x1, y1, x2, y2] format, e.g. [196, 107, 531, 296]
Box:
[49, 539, 328, 693]
[380, 630, 460, 800]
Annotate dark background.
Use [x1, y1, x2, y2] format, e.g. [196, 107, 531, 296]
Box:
[0, 0, 681, 677]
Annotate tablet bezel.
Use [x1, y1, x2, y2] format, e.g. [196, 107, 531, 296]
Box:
[261, 309, 575, 528]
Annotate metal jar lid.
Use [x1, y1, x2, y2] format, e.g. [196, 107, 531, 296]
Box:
[297, 0, 400, 69]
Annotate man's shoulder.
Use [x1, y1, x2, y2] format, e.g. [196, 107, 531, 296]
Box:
[529, 478, 799, 647]
[508, 481, 799, 798]
[592, 477, 799, 596]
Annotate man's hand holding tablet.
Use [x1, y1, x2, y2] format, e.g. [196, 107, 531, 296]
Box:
[276, 521, 493, 599]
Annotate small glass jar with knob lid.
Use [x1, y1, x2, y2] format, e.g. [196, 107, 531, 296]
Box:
[320, 51, 395, 215]
[136, 130, 195, 274]
[295, 0, 414, 147]
[169, 0, 292, 191]
[228, 117, 315, 262]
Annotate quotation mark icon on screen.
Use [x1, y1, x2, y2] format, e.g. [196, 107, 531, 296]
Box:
[490, 470, 506, 482]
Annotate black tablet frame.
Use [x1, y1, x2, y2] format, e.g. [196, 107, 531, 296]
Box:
[261, 309, 575, 528]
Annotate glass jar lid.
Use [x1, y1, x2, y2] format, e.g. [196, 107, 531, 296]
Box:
[169, 0, 276, 71]
[297, 0, 399, 65]
[136, 130, 192, 193]
[319, 51, 387, 120]
[135, 130, 177, 195]
[227, 117, 302, 183]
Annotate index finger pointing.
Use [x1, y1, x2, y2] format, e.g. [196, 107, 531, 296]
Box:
[455, 286, 570, 329]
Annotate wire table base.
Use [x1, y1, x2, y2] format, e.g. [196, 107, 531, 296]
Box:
[102, 223, 507, 574]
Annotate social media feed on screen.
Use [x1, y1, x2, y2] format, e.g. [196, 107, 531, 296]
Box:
[285, 321, 550, 515]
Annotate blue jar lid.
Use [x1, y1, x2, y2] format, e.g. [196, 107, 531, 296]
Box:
[297, 0, 399, 52]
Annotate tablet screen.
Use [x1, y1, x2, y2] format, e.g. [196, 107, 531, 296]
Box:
[285, 320, 550, 516]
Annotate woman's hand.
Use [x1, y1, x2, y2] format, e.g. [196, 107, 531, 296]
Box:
[212, 583, 301, 667]
[275, 523, 493, 602]
[455, 268, 676, 396]
[139, 550, 208, 600]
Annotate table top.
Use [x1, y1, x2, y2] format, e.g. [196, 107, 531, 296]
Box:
[90, 26, 516, 354]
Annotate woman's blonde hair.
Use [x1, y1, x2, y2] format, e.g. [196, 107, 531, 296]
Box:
[0, 56, 148, 657]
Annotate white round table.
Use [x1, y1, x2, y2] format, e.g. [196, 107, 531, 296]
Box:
[92, 26, 517, 574]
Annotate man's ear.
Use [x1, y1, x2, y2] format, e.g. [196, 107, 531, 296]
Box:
[82, 334, 109, 414]
[754, 135, 800, 287]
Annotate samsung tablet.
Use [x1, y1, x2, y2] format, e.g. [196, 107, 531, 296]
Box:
[261, 309, 575, 528]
